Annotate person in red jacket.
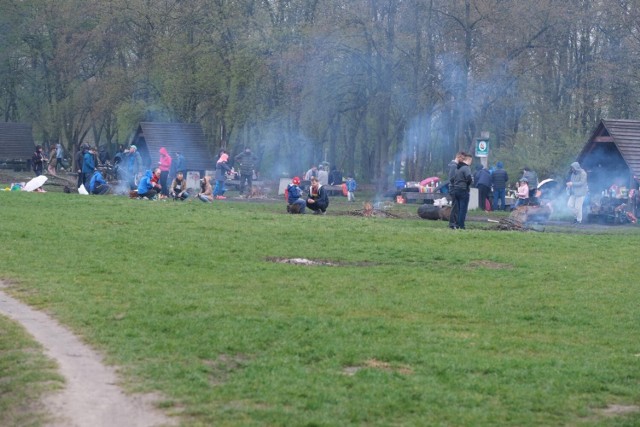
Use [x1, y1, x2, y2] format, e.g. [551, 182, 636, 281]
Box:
[158, 147, 172, 197]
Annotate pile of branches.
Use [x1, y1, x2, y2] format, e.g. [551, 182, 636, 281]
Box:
[496, 217, 529, 231]
[347, 202, 401, 218]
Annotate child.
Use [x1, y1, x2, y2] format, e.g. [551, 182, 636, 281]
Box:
[345, 175, 357, 202]
[286, 176, 306, 214]
[213, 152, 231, 199]
[170, 171, 189, 201]
[514, 178, 529, 209]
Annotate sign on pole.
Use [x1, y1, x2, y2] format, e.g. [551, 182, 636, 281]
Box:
[475, 138, 489, 157]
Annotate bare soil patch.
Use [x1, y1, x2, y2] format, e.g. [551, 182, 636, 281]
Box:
[0, 282, 177, 427]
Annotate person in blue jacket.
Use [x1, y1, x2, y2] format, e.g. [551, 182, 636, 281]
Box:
[89, 170, 110, 195]
[82, 147, 96, 188]
[287, 176, 306, 214]
[137, 169, 159, 199]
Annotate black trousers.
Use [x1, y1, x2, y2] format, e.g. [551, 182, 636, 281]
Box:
[478, 184, 491, 211]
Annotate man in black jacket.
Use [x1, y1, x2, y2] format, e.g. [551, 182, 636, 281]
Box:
[448, 153, 473, 229]
[234, 147, 257, 196]
[306, 176, 330, 214]
[491, 161, 509, 211]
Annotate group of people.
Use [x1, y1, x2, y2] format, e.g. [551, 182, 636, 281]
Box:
[448, 152, 589, 228]
[31, 144, 65, 177]
[286, 176, 330, 214]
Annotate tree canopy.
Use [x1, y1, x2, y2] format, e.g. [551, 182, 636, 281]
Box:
[2, 0, 640, 184]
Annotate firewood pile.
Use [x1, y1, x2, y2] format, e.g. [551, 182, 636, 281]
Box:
[495, 205, 550, 231]
[347, 202, 401, 218]
[496, 217, 529, 231]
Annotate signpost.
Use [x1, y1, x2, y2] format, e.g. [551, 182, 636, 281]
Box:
[475, 134, 489, 168]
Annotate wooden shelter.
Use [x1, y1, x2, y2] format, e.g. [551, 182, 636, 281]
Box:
[578, 119, 640, 194]
[130, 122, 215, 172]
[579, 119, 640, 222]
[0, 122, 35, 169]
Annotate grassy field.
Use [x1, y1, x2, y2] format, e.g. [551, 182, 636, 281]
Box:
[1, 189, 639, 426]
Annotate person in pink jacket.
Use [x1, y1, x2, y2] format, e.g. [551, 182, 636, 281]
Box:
[158, 147, 172, 197]
[514, 178, 529, 209]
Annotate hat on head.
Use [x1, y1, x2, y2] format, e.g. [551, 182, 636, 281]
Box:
[519, 177, 528, 183]
[130, 145, 137, 151]
[292, 176, 301, 185]
[496, 161, 503, 168]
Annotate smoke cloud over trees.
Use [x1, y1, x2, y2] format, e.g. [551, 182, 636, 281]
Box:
[2, 0, 639, 184]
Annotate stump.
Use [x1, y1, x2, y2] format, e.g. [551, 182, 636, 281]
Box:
[418, 204, 451, 221]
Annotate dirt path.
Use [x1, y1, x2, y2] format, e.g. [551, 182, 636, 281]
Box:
[0, 283, 177, 427]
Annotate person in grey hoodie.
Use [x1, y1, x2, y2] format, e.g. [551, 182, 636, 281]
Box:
[566, 161, 588, 224]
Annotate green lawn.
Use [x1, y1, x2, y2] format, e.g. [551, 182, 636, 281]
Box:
[1, 191, 639, 426]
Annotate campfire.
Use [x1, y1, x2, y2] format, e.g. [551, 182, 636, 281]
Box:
[348, 202, 400, 218]
[495, 205, 551, 231]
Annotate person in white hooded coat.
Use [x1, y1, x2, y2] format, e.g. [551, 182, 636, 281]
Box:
[566, 161, 588, 224]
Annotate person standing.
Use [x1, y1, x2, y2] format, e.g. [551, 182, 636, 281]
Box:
[491, 161, 509, 211]
[522, 166, 538, 199]
[213, 152, 232, 199]
[32, 145, 45, 177]
[304, 165, 317, 181]
[82, 147, 96, 188]
[173, 151, 186, 175]
[447, 152, 462, 227]
[514, 178, 529, 208]
[234, 147, 257, 196]
[47, 145, 58, 176]
[75, 144, 87, 188]
[126, 145, 143, 190]
[448, 152, 473, 229]
[329, 167, 343, 185]
[345, 175, 357, 202]
[317, 165, 329, 186]
[55, 143, 64, 171]
[474, 164, 492, 211]
[566, 161, 588, 224]
[158, 147, 172, 197]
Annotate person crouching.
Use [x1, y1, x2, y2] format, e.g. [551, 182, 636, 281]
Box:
[198, 176, 213, 202]
[89, 170, 110, 195]
[170, 171, 189, 201]
[306, 176, 329, 215]
[287, 176, 306, 214]
[137, 169, 160, 199]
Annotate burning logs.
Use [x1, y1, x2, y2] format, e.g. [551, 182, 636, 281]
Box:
[496, 205, 551, 231]
[509, 205, 551, 224]
[347, 202, 400, 218]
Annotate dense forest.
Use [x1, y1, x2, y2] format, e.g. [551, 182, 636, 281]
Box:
[2, 0, 640, 185]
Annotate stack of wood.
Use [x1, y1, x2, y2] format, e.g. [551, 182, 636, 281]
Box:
[348, 202, 400, 218]
[496, 205, 551, 231]
[497, 217, 528, 231]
